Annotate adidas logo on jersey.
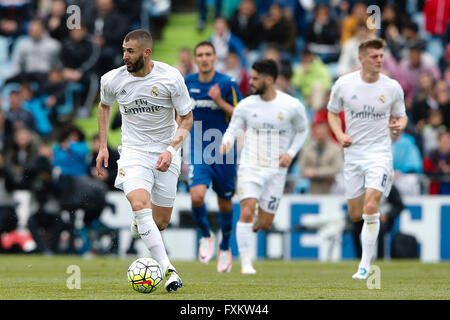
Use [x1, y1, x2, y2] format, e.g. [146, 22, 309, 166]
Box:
[351, 94, 358, 100]
[120, 89, 127, 95]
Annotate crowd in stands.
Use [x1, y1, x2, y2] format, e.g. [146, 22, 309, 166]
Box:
[0, 0, 449, 254]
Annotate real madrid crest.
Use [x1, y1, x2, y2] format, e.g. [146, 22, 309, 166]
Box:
[151, 86, 159, 97]
[119, 168, 125, 177]
[378, 95, 386, 103]
[277, 112, 284, 120]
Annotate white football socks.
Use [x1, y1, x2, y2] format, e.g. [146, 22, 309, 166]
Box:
[134, 208, 171, 274]
[359, 213, 380, 270]
[236, 221, 255, 266]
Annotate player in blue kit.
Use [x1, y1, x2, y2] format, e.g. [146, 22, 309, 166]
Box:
[184, 41, 242, 272]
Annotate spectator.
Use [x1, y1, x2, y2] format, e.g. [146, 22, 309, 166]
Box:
[39, 68, 67, 127]
[61, 23, 100, 117]
[175, 47, 197, 77]
[7, 18, 61, 84]
[399, 21, 426, 60]
[340, 2, 374, 46]
[17, 70, 66, 137]
[410, 71, 437, 131]
[43, 0, 70, 41]
[435, 79, 450, 129]
[423, 131, 450, 195]
[228, 0, 263, 52]
[197, 0, 222, 31]
[260, 2, 297, 55]
[224, 50, 249, 97]
[291, 48, 332, 111]
[380, 4, 404, 40]
[391, 131, 423, 196]
[3, 126, 42, 185]
[209, 17, 246, 72]
[384, 23, 406, 62]
[275, 58, 302, 102]
[0, 0, 33, 38]
[398, 42, 441, 103]
[299, 121, 343, 194]
[337, 23, 371, 76]
[422, 109, 447, 157]
[6, 90, 37, 133]
[304, 4, 340, 63]
[85, 0, 129, 77]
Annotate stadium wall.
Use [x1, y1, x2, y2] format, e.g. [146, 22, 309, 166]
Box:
[11, 191, 450, 262]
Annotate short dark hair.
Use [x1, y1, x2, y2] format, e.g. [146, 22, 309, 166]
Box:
[124, 29, 153, 48]
[252, 59, 278, 80]
[194, 41, 216, 55]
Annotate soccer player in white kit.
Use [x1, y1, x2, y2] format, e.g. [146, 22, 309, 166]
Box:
[327, 38, 407, 279]
[96, 30, 193, 292]
[221, 59, 309, 274]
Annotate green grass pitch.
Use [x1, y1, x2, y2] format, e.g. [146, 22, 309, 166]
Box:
[0, 255, 449, 300]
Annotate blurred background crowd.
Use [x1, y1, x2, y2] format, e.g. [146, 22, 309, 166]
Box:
[0, 0, 448, 255]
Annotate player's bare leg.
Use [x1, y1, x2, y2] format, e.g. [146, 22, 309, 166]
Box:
[237, 198, 258, 274]
[126, 189, 181, 292]
[252, 208, 275, 232]
[347, 193, 365, 222]
[152, 203, 173, 231]
[190, 184, 215, 263]
[350, 189, 382, 279]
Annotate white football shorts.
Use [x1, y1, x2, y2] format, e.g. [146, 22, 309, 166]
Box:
[114, 145, 181, 207]
[237, 166, 287, 214]
[343, 159, 394, 200]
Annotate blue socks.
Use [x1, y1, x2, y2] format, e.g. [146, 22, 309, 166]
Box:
[192, 204, 234, 251]
[219, 210, 233, 251]
[192, 204, 210, 238]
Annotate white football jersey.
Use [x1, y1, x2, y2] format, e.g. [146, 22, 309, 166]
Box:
[327, 71, 406, 163]
[223, 90, 309, 172]
[100, 61, 192, 153]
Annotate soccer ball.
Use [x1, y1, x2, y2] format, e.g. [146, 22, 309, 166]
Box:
[127, 257, 163, 293]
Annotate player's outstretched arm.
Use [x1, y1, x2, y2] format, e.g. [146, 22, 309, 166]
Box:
[328, 110, 353, 148]
[156, 111, 193, 172]
[96, 101, 112, 177]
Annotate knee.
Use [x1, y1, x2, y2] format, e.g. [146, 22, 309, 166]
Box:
[191, 193, 205, 208]
[364, 201, 379, 215]
[240, 205, 255, 223]
[218, 199, 233, 213]
[130, 199, 148, 212]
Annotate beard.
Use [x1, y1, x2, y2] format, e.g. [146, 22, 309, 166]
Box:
[251, 82, 267, 96]
[125, 54, 145, 73]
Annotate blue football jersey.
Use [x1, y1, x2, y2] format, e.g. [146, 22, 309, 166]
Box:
[185, 72, 242, 164]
